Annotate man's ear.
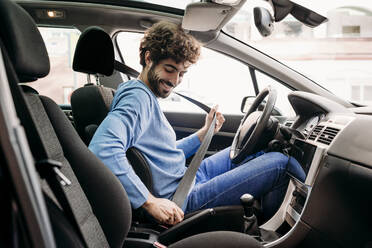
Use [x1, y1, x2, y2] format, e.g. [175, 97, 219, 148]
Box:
[144, 51, 152, 68]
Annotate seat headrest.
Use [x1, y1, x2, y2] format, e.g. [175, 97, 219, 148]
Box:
[73, 27, 114, 76]
[0, 0, 50, 82]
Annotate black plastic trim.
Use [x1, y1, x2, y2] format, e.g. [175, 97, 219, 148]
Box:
[35, 0, 185, 15]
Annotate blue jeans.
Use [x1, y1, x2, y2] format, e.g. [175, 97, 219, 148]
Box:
[185, 147, 305, 219]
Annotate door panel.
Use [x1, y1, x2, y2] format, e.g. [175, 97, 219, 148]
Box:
[164, 112, 244, 156]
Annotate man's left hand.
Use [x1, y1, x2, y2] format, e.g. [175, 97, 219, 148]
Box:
[197, 105, 225, 142]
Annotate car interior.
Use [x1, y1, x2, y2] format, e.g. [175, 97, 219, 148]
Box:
[0, 0, 371, 248]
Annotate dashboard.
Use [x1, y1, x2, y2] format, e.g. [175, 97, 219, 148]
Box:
[268, 92, 372, 228]
[267, 91, 372, 248]
[300, 114, 325, 137]
[281, 92, 360, 185]
[286, 92, 355, 149]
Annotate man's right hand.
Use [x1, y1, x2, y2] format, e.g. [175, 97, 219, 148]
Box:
[142, 194, 184, 225]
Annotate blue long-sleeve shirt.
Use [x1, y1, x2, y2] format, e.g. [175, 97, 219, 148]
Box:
[89, 79, 201, 209]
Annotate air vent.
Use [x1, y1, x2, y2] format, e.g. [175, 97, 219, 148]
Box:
[284, 121, 293, 127]
[308, 125, 324, 140]
[317, 127, 340, 145]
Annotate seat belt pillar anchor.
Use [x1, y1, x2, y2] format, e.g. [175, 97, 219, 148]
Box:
[36, 159, 72, 186]
[53, 167, 72, 186]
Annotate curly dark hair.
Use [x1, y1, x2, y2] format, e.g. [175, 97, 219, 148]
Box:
[139, 21, 201, 67]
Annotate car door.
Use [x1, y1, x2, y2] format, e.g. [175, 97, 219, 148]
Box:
[164, 110, 244, 157]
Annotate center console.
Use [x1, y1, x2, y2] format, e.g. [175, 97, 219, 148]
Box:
[125, 206, 246, 247]
[285, 139, 325, 224]
[260, 137, 327, 247]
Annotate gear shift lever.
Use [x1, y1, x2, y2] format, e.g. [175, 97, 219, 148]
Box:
[240, 194, 260, 236]
[240, 193, 254, 217]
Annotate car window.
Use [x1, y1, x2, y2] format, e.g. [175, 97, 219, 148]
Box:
[255, 70, 295, 117]
[116, 32, 255, 115]
[224, 0, 372, 106]
[28, 27, 85, 104]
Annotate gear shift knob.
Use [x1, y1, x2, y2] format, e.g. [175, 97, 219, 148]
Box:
[240, 193, 254, 217]
[240, 193, 260, 236]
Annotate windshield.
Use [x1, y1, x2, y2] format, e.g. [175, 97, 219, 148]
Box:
[224, 0, 372, 106]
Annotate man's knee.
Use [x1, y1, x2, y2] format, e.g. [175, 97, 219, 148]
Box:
[267, 152, 289, 169]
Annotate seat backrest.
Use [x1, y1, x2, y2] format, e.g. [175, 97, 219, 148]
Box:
[71, 84, 115, 145]
[70, 26, 116, 145]
[0, 2, 131, 247]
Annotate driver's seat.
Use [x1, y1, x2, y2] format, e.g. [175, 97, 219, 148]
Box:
[70, 26, 153, 193]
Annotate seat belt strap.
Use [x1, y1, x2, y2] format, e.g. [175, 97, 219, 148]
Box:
[171, 92, 216, 208]
[172, 114, 216, 208]
[114, 60, 140, 78]
[174, 92, 211, 113]
[2, 44, 91, 248]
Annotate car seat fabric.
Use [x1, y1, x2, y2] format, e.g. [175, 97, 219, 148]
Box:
[70, 26, 116, 145]
[71, 84, 115, 145]
[72, 26, 115, 76]
[24, 92, 109, 248]
[39, 94, 132, 247]
[0, 0, 49, 82]
[70, 27, 116, 145]
[4, 46, 114, 247]
[0, 0, 131, 247]
[169, 231, 263, 248]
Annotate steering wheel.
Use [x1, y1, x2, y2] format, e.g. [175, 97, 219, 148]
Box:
[230, 87, 277, 164]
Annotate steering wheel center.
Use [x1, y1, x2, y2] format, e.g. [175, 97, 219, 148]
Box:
[237, 111, 262, 148]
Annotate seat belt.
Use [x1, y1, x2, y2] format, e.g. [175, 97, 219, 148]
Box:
[172, 113, 216, 208]
[2, 43, 95, 248]
[174, 92, 211, 113]
[114, 60, 140, 78]
[171, 92, 216, 208]
[114, 61, 218, 208]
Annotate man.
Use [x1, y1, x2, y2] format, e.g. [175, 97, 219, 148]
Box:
[89, 21, 305, 226]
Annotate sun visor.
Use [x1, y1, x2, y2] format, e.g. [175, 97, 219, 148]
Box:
[182, 0, 247, 32]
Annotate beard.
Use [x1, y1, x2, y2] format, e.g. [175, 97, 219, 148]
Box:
[147, 65, 172, 98]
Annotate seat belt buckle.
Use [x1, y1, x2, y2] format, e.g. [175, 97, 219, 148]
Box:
[36, 159, 72, 186]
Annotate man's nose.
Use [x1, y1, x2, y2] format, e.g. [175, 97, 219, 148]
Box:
[170, 73, 181, 86]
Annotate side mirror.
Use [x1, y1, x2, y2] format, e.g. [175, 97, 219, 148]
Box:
[241, 96, 255, 113]
[241, 96, 282, 116]
[253, 7, 274, 37]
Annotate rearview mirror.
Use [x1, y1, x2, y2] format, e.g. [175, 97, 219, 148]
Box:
[253, 7, 274, 37]
[270, 0, 327, 28]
